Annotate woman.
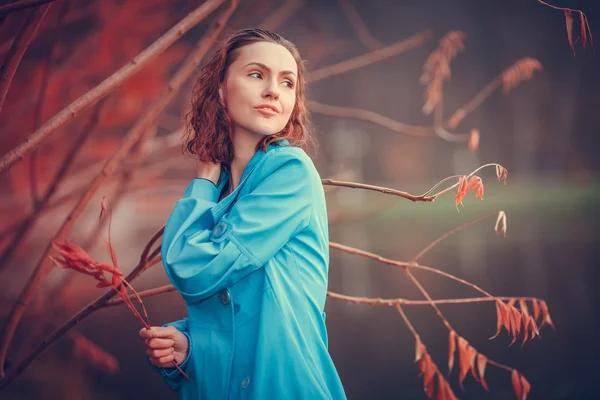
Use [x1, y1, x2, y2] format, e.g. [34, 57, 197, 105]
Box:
[138, 28, 347, 399]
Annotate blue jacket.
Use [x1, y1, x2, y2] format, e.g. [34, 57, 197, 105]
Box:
[152, 139, 347, 399]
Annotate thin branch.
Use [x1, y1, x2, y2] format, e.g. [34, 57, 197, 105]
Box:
[411, 212, 501, 262]
[0, 0, 58, 17]
[0, 0, 225, 175]
[307, 30, 432, 83]
[308, 101, 434, 137]
[327, 292, 545, 306]
[0, 4, 51, 115]
[30, 0, 71, 205]
[336, 0, 382, 50]
[104, 284, 177, 308]
[329, 241, 493, 298]
[321, 179, 436, 202]
[258, 0, 304, 31]
[0, 0, 233, 376]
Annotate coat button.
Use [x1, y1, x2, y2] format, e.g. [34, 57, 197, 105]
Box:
[241, 376, 251, 389]
[219, 289, 230, 305]
[213, 223, 226, 237]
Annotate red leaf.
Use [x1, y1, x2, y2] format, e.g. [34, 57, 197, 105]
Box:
[436, 373, 458, 400]
[423, 354, 436, 397]
[521, 375, 531, 400]
[477, 354, 489, 391]
[519, 299, 530, 317]
[508, 305, 522, 346]
[579, 11, 587, 48]
[415, 335, 426, 362]
[457, 336, 470, 389]
[498, 301, 511, 333]
[539, 300, 555, 330]
[455, 176, 468, 208]
[490, 300, 504, 339]
[468, 345, 478, 381]
[512, 369, 522, 400]
[448, 331, 456, 374]
[532, 299, 541, 322]
[564, 10, 575, 54]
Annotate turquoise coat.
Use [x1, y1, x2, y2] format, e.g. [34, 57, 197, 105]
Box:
[151, 140, 347, 399]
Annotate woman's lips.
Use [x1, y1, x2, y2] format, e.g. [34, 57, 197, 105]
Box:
[255, 106, 278, 116]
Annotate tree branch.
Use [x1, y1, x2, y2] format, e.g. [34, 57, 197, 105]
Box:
[0, 0, 225, 175]
[0, 4, 51, 115]
[0, 0, 58, 17]
[307, 30, 432, 83]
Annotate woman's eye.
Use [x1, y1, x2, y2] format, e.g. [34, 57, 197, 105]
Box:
[282, 80, 294, 88]
[249, 72, 262, 79]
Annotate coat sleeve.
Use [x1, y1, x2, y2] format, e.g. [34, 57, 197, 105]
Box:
[162, 149, 314, 304]
[147, 318, 193, 392]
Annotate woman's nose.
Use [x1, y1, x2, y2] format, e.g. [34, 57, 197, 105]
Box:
[262, 79, 280, 100]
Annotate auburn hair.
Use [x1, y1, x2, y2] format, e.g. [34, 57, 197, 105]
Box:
[183, 28, 314, 168]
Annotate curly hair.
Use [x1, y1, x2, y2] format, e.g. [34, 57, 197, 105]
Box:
[183, 28, 314, 168]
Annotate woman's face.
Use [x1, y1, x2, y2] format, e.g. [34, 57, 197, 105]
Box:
[219, 41, 298, 138]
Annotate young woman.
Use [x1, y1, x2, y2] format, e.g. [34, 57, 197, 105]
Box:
[138, 28, 347, 399]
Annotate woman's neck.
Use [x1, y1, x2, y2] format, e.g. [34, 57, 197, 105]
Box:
[229, 128, 263, 192]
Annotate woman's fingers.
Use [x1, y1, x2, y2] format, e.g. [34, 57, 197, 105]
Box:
[139, 326, 176, 340]
[145, 338, 175, 349]
[147, 347, 174, 358]
[149, 354, 175, 367]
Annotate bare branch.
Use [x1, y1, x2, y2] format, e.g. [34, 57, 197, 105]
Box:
[307, 30, 432, 83]
[309, 101, 434, 137]
[321, 179, 436, 202]
[0, 4, 51, 115]
[259, 0, 304, 31]
[0, 0, 225, 175]
[337, 0, 382, 50]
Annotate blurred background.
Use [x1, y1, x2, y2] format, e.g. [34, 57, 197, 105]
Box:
[0, 0, 598, 399]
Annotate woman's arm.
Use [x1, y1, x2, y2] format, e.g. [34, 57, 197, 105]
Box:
[162, 148, 314, 304]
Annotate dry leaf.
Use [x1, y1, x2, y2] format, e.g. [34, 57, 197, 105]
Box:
[501, 58, 543, 93]
[512, 369, 522, 400]
[476, 354, 489, 391]
[520, 374, 531, 400]
[532, 299, 541, 321]
[448, 330, 456, 374]
[457, 336, 470, 389]
[495, 211, 507, 237]
[564, 10, 575, 54]
[539, 300, 556, 330]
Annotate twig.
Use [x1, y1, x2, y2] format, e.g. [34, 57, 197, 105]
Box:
[308, 101, 434, 137]
[30, 0, 71, 205]
[327, 292, 545, 307]
[307, 30, 432, 83]
[0, 4, 51, 115]
[104, 284, 177, 308]
[259, 0, 304, 31]
[329, 242, 493, 298]
[411, 212, 501, 262]
[0, 0, 58, 17]
[0, 0, 232, 374]
[336, 0, 382, 50]
[0, 0, 225, 174]
[0, 226, 165, 389]
[321, 179, 436, 202]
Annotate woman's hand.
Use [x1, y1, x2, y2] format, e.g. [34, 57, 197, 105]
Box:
[196, 158, 221, 185]
[139, 326, 189, 368]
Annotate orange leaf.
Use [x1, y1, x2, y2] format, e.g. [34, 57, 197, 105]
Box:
[564, 10, 575, 54]
[519, 299, 530, 317]
[455, 176, 468, 208]
[512, 369, 522, 400]
[448, 330, 456, 374]
[579, 11, 587, 48]
[539, 300, 555, 330]
[423, 354, 436, 397]
[532, 299, 541, 322]
[457, 336, 470, 389]
[436, 372, 457, 400]
[507, 298, 517, 307]
[498, 301, 511, 333]
[415, 335, 426, 362]
[468, 345, 478, 381]
[490, 300, 504, 339]
[521, 375, 531, 400]
[521, 315, 531, 346]
[477, 354, 489, 391]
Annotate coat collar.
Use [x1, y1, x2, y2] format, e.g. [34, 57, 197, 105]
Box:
[211, 139, 289, 222]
